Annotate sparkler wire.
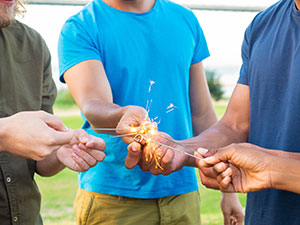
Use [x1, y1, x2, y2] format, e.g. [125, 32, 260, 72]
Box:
[150, 139, 202, 160]
[85, 128, 131, 132]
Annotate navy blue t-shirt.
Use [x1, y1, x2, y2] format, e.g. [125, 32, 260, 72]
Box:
[238, 0, 300, 224]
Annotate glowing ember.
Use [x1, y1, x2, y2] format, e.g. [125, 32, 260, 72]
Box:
[148, 80, 156, 93]
[130, 127, 137, 133]
[166, 103, 175, 110]
[166, 103, 177, 114]
[131, 121, 164, 170]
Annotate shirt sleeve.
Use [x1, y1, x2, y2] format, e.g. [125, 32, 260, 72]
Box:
[41, 39, 57, 114]
[238, 25, 251, 85]
[58, 18, 102, 83]
[191, 16, 210, 64]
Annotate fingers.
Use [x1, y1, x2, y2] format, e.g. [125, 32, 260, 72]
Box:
[198, 169, 220, 190]
[161, 149, 175, 171]
[41, 112, 68, 132]
[125, 142, 142, 169]
[73, 145, 98, 166]
[71, 152, 91, 172]
[49, 129, 75, 146]
[213, 162, 229, 174]
[85, 136, 106, 151]
[223, 213, 231, 225]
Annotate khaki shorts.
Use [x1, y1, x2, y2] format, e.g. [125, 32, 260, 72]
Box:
[74, 188, 201, 225]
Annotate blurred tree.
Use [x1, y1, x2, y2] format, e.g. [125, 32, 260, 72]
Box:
[205, 69, 224, 101]
[54, 89, 77, 108]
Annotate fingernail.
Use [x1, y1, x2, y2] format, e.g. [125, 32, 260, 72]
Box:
[197, 148, 208, 154]
[204, 156, 213, 162]
[81, 137, 88, 143]
[132, 145, 138, 152]
[73, 145, 81, 153]
[194, 151, 201, 158]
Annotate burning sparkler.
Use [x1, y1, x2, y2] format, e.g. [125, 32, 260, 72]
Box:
[86, 120, 201, 170]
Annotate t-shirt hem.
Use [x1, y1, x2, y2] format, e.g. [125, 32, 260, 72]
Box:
[59, 56, 103, 83]
[79, 184, 199, 199]
[237, 77, 249, 86]
[191, 53, 210, 65]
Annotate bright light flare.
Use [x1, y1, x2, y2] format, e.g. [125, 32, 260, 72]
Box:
[130, 127, 137, 133]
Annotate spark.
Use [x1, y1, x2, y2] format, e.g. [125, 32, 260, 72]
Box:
[146, 99, 153, 113]
[166, 103, 178, 114]
[166, 108, 175, 114]
[148, 80, 156, 93]
[166, 103, 176, 110]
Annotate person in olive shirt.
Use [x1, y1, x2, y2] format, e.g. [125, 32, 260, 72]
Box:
[0, 1, 106, 224]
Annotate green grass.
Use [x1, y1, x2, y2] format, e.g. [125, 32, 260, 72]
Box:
[60, 115, 84, 129]
[37, 103, 247, 225]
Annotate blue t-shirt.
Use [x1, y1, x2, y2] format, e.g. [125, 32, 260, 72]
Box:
[58, 0, 209, 198]
[238, 0, 300, 224]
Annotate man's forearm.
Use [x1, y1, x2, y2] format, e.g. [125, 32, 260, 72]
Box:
[264, 148, 300, 160]
[82, 100, 127, 130]
[270, 157, 300, 194]
[36, 152, 65, 177]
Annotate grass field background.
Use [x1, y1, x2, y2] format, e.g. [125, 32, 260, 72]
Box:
[36, 103, 247, 225]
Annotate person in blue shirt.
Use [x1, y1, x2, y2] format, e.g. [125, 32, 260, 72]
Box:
[58, 0, 244, 224]
[125, 0, 300, 225]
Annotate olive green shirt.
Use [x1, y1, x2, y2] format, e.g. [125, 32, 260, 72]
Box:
[0, 20, 57, 225]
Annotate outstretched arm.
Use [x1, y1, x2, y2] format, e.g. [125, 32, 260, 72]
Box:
[64, 59, 148, 143]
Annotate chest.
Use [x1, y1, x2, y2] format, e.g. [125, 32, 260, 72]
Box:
[0, 31, 44, 116]
[248, 18, 300, 101]
[96, 14, 196, 77]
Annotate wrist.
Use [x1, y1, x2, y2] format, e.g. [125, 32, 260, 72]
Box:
[177, 141, 197, 167]
[269, 156, 291, 190]
[0, 117, 10, 152]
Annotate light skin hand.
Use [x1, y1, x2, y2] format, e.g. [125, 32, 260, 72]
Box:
[198, 143, 274, 193]
[56, 129, 106, 172]
[0, 111, 73, 161]
[116, 106, 149, 144]
[37, 129, 106, 176]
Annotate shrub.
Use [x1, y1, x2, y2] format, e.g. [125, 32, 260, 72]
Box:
[54, 89, 77, 108]
[205, 69, 224, 101]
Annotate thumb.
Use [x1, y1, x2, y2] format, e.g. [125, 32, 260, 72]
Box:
[125, 142, 142, 169]
[203, 147, 234, 166]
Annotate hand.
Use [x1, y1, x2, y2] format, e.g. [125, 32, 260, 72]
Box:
[116, 106, 148, 144]
[199, 143, 274, 193]
[0, 111, 74, 161]
[221, 193, 244, 225]
[125, 132, 189, 175]
[195, 148, 221, 190]
[56, 129, 106, 172]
